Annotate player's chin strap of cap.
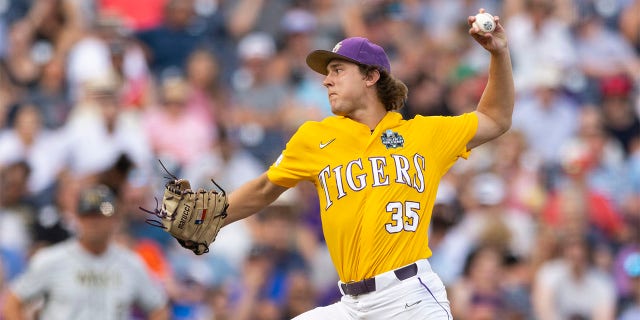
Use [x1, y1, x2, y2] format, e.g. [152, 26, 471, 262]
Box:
[340, 263, 418, 296]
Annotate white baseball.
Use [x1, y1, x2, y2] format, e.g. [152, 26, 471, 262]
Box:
[473, 12, 496, 33]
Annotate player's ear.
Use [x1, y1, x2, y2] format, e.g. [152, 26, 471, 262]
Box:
[364, 69, 380, 86]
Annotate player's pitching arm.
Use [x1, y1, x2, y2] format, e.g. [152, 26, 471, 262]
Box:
[222, 172, 288, 227]
[466, 10, 515, 150]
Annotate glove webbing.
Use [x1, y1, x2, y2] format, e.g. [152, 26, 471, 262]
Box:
[139, 160, 183, 229]
[138, 161, 229, 232]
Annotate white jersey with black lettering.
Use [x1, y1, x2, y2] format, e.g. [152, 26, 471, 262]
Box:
[10, 240, 167, 320]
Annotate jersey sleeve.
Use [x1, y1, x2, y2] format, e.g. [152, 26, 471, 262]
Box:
[417, 112, 478, 165]
[9, 249, 56, 302]
[267, 122, 315, 187]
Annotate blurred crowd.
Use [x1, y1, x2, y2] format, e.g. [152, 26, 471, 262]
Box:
[0, 0, 639, 319]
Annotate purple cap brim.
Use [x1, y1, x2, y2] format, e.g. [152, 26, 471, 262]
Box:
[306, 50, 363, 75]
[305, 37, 391, 76]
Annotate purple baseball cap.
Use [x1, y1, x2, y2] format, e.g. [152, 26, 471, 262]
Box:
[306, 37, 391, 75]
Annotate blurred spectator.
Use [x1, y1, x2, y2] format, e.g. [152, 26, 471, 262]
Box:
[229, 190, 309, 320]
[403, 72, 449, 118]
[230, 32, 291, 165]
[99, 0, 167, 31]
[142, 76, 212, 169]
[128, 237, 172, 283]
[0, 103, 67, 198]
[135, 0, 207, 78]
[306, 0, 346, 48]
[164, 1, 237, 85]
[428, 179, 463, 281]
[624, 138, 640, 219]
[96, 153, 136, 198]
[572, 2, 640, 104]
[502, 252, 536, 320]
[0, 0, 30, 58]
[0, 63, 21, 128]
[618, 252, 640, 320]
[102, 15, 155, 110]
[512, 65, 580, 190]
[233, 245, 283, 320]
[281, 271, 318, 319]
[541, 133, 627, 243]
[165, 255, 218, 320]
[183, 48, 227, 129]
[5, 0, 85, 86]
[1, 183, 170, 319]
[619, 0, 640, 54]
[576, 106, 630, 207]
[472, 173, 536, 258]
[290, 181, 340, 306]
[430, 172, 536, 285]
[615, 217, 640, 304]
[273, 7, 332, 123]
[412, 0, 501, 48]
[532, 234, 617, 320]
[66, 12, 153, 106]
[203, 285, 233, 320]
[160, 230, 233, 318]
[28, 170, 74, 253]
[0, 258, 5, 311]
[505, 0, 577, 94]
[226, 0, 293, 39]
[599, 75, 640, 158]
[25, 58, 71, 129]
[443, 67, 488, 116]
[340, 1, 399, 58]
[63, 73, 154, 180]
[491, 129, 547, 215]
[449, 245, 512, 320]
[4, 18, 40, 87]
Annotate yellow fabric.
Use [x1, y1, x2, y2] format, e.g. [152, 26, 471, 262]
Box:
[267, 111, 478, 282]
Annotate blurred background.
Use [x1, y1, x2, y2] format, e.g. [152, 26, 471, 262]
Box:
[0, 0, 639, 319]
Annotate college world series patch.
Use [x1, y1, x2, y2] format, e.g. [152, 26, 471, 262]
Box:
[381, 130, 404, 149]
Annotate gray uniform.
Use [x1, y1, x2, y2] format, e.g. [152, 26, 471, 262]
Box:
[11, 240, 167, 320]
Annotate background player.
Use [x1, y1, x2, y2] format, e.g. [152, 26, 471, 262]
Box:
[1, 184, 169, 320]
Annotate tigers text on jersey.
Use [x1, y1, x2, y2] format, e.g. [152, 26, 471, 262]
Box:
[267, 111, 478, 282]
[10, 240, 167, 320]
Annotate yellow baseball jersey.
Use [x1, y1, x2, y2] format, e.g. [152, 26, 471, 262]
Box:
[267, 111, 478, 282]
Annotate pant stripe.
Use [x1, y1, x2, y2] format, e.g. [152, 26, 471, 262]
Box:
[418, 277, 452, 319]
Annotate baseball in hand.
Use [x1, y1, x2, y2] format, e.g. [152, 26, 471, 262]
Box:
[473, 12, 496, 33]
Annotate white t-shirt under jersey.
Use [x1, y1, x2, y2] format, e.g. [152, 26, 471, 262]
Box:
[11, 240, 167, 320]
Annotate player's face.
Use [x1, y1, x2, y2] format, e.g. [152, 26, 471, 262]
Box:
[323, 60, 368, 117]
[77, 214, 119, 247]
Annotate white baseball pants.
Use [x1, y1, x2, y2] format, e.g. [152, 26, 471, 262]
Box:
[293, 259, 452, 320]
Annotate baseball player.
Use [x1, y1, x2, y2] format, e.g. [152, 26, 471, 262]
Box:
[1, 184, 169, 320]
[205, 9, 513, 319]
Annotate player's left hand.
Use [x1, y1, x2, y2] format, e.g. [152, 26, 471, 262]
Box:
[468, 8, 508, 54]
[140, 163, 229, 255]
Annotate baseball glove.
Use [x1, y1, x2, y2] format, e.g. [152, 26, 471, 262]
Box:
[141, 164, 228, 255]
